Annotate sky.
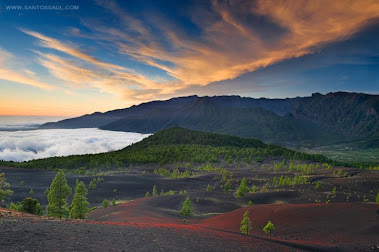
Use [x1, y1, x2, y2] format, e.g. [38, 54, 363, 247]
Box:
[0, 0, 378, 116]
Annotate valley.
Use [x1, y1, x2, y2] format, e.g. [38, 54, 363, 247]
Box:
[40, 92, 379, 163]
[1, 128, 378, 251]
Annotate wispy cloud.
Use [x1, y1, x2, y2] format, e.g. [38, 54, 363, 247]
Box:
[0, 48, 52, 90]
[14, 0, 379, 102]
[20, 28, 126, 71]
[21, 28, 182, 100]
[108, 0, 379, 88]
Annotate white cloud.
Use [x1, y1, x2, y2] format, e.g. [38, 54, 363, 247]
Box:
[0, 116, 67, 131]
[0, 128, 149, 162]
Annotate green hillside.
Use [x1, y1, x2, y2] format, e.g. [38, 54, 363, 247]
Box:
[101, 97, 331, 145]
[1, 127, 337, 171]
[41, 93, 379, 154]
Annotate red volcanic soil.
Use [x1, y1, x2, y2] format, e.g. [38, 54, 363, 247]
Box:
[200, 203, 379, 249]
[89, 197, 379, 251]
[1, 199, 378, 251]
[89, 197, 188, 225]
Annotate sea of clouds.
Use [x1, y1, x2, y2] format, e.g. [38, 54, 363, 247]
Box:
[0, 128, 149, 162]
[0, 116, 67, 131]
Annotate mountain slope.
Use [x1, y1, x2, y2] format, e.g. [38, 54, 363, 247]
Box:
[40, 92, 379, 148]
[100, 97, 316, 144]
[41, 95, 199, 129]
[292, 92, 379, 140]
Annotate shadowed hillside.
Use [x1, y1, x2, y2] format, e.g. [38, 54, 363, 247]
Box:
[40, 92, 379, 151]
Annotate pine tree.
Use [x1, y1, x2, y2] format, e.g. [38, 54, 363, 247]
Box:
[207, 184, 211, 192]
[69, 181, 89, 219]
[332, 187, 336, 194]
[376, 192, 379, 203]
[179, 196, 192, 216]
[315, 181, 321, 189]
[263, 221, 275, 238]
[237, 178, 249, 197]
[8, 202, 17, 210]
[111, 198, 116, 206]
[240, 211, 252, 235]
[145, 192, 150, 197]
[89, 180, 96, 189]
[224, 180, 231, 191]
[29, 188, 34, 195]
[152, 185, 157, 196]
[46, 170, 72, 218]
[160, 189, 164, 196]
[0, 172, 13, 202]
[102, 199, 109, 209]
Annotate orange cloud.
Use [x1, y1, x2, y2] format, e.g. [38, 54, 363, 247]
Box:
[33, 50, 176, 101]
[20, 24, 193, 101]
[0, 48, 52, 90]
[103, 0, 379, 88]
[16, 0, 379, 103]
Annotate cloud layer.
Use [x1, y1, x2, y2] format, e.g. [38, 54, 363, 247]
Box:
[0, 128, 149, 162]
[0, 116, 67, 131]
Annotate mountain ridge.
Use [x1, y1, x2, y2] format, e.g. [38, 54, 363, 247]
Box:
[40, 92, 379, 148]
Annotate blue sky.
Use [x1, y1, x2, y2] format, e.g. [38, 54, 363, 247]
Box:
[0, 0, 378, 116]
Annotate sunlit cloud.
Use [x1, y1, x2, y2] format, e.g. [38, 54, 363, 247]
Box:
[13, 0, 379, 103]
[33, 50, 170, 101]
[110, 0, 379, 88]
[0, 48, 52, 90]
[21, 28, 183, 101]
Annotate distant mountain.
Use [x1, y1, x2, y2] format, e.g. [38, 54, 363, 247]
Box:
[291, 92, 379, 142]
[40, 92, 379, 148]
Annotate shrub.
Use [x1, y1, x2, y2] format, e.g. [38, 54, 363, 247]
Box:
[18, 197, 43, 216]
[8, 202, 17, 210]
[224, 180, 231, 191]
[315, 181, 321, 189]
[152, 185, 157, 197]
[263, 221, 275, 238]
[0, 173, 13, 202]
